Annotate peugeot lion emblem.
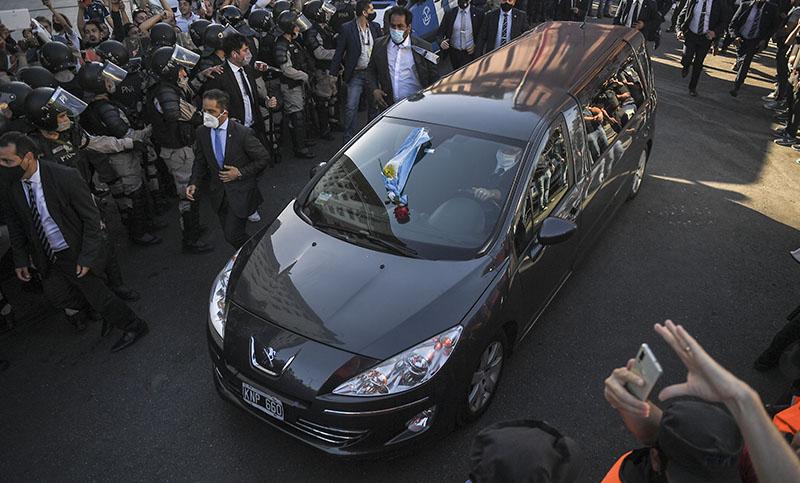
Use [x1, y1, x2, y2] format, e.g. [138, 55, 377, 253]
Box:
[263, 347, 277, 367]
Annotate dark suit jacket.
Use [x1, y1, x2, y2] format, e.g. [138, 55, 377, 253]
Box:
[190, 120, 269, 219]
[676, 0, 728, 37]
[328, 18, 383, 82]
[202, 61, 265, 130]
[4, 160, 105, 272]
[476, 8, 530, 55]
[552, 0, 591, 20]
[728, 0, 780, 41]
[614, 0, 662, 40]
[366, 35, 440, 105]
[437, 7, 485, 50]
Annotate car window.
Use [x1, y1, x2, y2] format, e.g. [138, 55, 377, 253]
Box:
[303, 118, 526, 260]
[514, 121, 572, 251]
[582, 54, 645, 164]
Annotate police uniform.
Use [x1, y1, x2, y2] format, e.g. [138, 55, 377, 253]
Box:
[275, 30, 315, 157]
[304, 20, 338, 138]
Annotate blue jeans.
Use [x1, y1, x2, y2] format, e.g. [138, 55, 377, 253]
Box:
[342, 71, 377, 144]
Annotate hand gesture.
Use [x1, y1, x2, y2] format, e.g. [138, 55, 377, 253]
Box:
[373, 88, 388, 108]
[440, 38, 450, 50]
[219, 165, 241, 183]
[200, 65, 223, 79]
[654, 320, 747, 404]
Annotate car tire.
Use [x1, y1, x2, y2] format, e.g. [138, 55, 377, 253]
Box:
[628, 148, 649, 200]
[456, 329, 508, 426]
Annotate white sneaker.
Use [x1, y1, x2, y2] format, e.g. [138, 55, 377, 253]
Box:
[248, 211, 261, 223]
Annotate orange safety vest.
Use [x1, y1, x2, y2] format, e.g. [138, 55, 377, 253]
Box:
[773, 400, 800, 435]
[601, 451, 633, 483]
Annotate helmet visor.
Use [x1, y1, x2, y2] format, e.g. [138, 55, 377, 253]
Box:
[321, 2, 336, 17]
[176, 31, 196, 50]
[171, 44, 200, 69]
[236, 21, 257, 37]
[295, 14, 312, 32]
[222, 24, 239, 38]
[102, 61, 128, 83]
[48, 87, 88, 116]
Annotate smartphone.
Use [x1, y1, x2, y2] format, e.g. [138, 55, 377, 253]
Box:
[626, 343, 663, 401]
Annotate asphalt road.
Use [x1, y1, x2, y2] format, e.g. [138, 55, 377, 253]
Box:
[3, 21, 800, 483]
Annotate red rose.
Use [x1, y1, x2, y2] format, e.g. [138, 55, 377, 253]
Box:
[394, 205, 410, 223]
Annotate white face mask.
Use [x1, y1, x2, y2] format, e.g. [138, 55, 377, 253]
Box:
[203, 111, 225, 128]
[389, 28, 406, 44]
[495, 149, 519, 172]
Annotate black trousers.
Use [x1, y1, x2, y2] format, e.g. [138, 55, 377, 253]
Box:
[42, 249, 137, 331]
[449, 48, 475, 70]
[217, 196, 250, 249]
[776, 40, 790, 101]
[733, 38, 761, 90]
[681, 30, 712, 91]
[786, 87, 800, 137]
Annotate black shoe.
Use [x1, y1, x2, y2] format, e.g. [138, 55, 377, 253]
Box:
[729, 89, 738, 97]
[689, 89, 697, 97]
[0, 360, 8, 372]
[182, 239, 215, 254]
[66, 311, 88, 333]
[129, 232, 162, 246]
[112, 286, 140, 302]
[754, 352, 779, 372]
[110, 319, 149, 353]
[681, 66, 690, 78]
[294, 149, 316, 159]
[101, 319, 112, 337]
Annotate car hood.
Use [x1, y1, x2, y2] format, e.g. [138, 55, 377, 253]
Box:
[230, 203, 496, 360]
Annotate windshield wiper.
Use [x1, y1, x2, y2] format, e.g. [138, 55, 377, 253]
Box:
[312, 222, 420, 258]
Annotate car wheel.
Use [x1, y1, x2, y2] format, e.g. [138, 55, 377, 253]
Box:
[457, 330, 507, 425]
[628, 148, 648, 200]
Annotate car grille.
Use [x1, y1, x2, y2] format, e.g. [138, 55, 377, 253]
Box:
[288, 419, 369, 446]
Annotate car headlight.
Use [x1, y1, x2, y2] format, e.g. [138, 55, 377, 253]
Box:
[209, 249, 241, 340]
[333, 326, 463, 397]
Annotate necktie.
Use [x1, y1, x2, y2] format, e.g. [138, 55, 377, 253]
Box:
[214, 129, 225, 168]
[460, 10, 467, 49]
[238, 68, 253, 102]
[627, 0, 640, 26]
[748, 4, 762, 39]
[500, 13, 509, 46]
[698, 0, 708, 33]
[24, 180, 55, 263]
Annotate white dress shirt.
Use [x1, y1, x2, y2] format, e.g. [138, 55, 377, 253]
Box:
[387, 35, 422, 103]
[356, 24, 373, 70]
[494, 11, 513, 50]
[228, 60, 254, 127]
[453, 7, 475, 51]
[625, 0, 642, 27]
[176, 12, 200, 33]
[22, 165, 69, 252]
[689, 0, 712, 34]
[211, 118, 229, 167]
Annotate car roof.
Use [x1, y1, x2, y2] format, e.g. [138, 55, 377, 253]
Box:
[386, 21, 639, 141]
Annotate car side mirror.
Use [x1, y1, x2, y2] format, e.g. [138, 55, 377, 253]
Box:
[309, 161, 327, 179]
[538, 217, 577, 246]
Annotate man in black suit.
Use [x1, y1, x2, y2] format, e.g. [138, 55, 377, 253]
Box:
[676, 0, 728, 96]
[438, 0, 485, 70]
[0, 132, 149, 353]
[614, 0, 662, 41]
[477, 0, 530, 55]
[202, 33, 272, 142]
[552, 0, 590, 20]
[728, 0, 780, 96]
[329, 0, 384, 143]
[187, 90, 270, 249]
[368, 7, 439, 109]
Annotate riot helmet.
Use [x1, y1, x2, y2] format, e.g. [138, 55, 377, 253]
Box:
[248, 9, 275, 34]
[24, 86, 87, 131]
[201, 24, 226, 56]
[189, 19, 211, 46]
[17, 66, 58, 89]
[39, 41, 75, 74]
[150, 22, 177, 49]
[0, 82, 33, 118]
[96, 39, 130, 68]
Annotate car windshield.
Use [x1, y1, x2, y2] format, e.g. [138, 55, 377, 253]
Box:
[302, 118, 526, 260]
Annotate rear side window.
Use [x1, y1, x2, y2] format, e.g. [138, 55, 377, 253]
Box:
[582, 53, 646, 163]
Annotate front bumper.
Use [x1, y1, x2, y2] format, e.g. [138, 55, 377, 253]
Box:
[207, 326, 454, 457]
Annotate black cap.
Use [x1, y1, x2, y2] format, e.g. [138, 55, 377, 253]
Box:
[657, 400, 743, 483]
[469, 420, 583, 483]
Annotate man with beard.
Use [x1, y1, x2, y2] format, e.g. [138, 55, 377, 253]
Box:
[81, 19, 104, 62]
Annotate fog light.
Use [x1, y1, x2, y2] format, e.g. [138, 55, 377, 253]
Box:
[406, 406, 436, 433]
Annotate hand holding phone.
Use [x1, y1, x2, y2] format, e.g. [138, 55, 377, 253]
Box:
[626, 343, 663, 401]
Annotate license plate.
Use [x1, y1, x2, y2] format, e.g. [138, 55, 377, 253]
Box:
[241, 382, 284, 421]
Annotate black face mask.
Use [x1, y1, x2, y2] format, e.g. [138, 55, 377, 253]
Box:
[500, 2, 513, 11]
[0, 164, 25, 185]
[458, 0, 469, 8]
[367, 11, 377, 21]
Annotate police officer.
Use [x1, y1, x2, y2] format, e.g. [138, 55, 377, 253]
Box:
[39, 41, 83, 98]
[0, 82, 33, 134]
[191, 24, 227, 92]
[303, 0, 338, 140]
[17, 66, 59, 89]
[251, 9, 285, 164]
[78, 61, 162, 246]
[24, 87, 142, 302]
[331, 0, 356, 33]
[275, 11, 316, 159]
[188, 19, 212, 50]
[146, 46, 215, 254]
[149, 22, 178, 51]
